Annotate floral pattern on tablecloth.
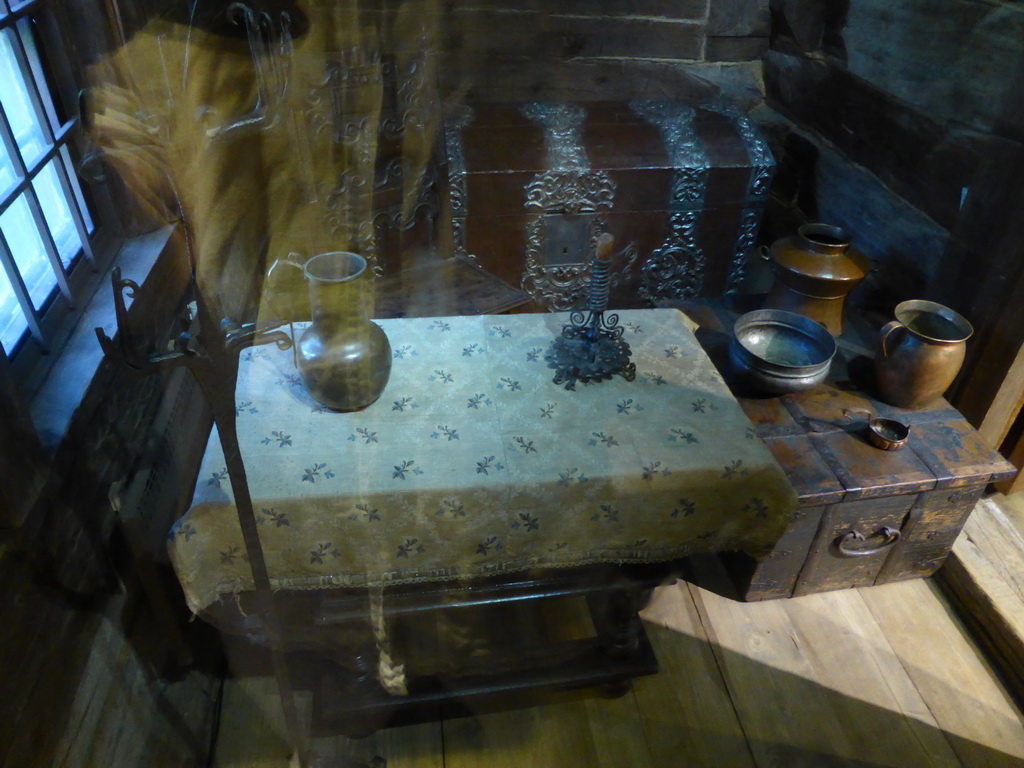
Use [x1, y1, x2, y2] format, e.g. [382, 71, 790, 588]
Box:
[168, 309, 796, 614]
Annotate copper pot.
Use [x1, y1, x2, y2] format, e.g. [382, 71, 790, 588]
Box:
[761, 223, 870, 336]
[874, 299, 972, 410]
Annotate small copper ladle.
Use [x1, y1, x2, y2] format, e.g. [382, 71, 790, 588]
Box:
[842, 409, 911, 451]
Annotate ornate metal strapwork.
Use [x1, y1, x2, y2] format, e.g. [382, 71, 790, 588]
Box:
[545, 236, 636, 390]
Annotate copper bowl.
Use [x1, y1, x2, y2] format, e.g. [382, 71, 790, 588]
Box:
[729, 309, 837, 396]
[866, 418, 910, 451]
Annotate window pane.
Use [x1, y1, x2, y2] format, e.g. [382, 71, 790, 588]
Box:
[0, 262, 28, 352]
[0, 27, 47, 169]
[1, 194, 56, 309]
[33, 158, 80, 268]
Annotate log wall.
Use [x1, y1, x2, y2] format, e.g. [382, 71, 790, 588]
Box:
[760, 0, 1024, 434]
[437, 0, 771, 104]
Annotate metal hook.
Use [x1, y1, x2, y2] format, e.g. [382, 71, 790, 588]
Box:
[205, 4, 292, 139]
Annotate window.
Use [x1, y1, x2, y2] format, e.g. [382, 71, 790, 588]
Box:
[0, 2, 94, 360]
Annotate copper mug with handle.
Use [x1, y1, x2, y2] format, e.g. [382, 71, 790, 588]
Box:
[874, 299, 972, 410]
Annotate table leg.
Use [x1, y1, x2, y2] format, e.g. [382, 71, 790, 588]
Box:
[586, 577, 659, 696]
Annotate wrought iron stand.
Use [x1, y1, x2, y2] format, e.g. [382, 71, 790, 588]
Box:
[97, 267, 368, 768]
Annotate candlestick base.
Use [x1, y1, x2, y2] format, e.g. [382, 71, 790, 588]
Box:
[545, 310, 636, 390]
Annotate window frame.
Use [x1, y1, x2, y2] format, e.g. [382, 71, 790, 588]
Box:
[0, 0, 118, 394]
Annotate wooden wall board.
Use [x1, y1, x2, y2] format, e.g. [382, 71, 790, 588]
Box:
[860, 579, 1024, 766]
[978, 343, 1024, 451]
[929, 140, 1024, 430]
[446, 11, 706, 61]
[443, 0, 707, 14]
[939, 495, 1024, 702]
[989, 493, 1024, 555]
[998, 438, 1024, 495]
[763, 49, 978, 231]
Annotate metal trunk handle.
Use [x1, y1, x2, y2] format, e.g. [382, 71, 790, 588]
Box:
[834, 526, 901, 557]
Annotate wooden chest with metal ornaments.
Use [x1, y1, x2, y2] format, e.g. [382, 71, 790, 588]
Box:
[438, 100, 776, 311]
[680, 300, 1017, 601]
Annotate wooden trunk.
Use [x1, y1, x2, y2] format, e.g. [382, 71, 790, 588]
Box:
[440, 100, 775, 311]
[682, 300, 1017, 601]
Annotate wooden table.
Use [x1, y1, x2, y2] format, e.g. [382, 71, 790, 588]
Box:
[169, 308, 796, 733]
[679, 299, 1017, 601]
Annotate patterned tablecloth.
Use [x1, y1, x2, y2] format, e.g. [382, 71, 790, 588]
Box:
[169, 309, 796, 614]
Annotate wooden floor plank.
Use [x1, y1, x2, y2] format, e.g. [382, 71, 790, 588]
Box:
[212, 678, 294, 768]
[688, 581, 868, 765]
[581, 692, 657, 767]
[438, 588, 654, 768]
[212, 677, 445, 768]
[441, 698, 626, 768]
[312, 718, 445, 768]
[687, 580, 971, 767]
[861, 579, 1024, 767]
[214, 574, 1024, 768]
[636, 582, 756, 768]
[779, 588, 961, 767]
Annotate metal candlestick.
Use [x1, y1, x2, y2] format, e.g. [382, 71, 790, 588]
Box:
[545, 234, 636, 390]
